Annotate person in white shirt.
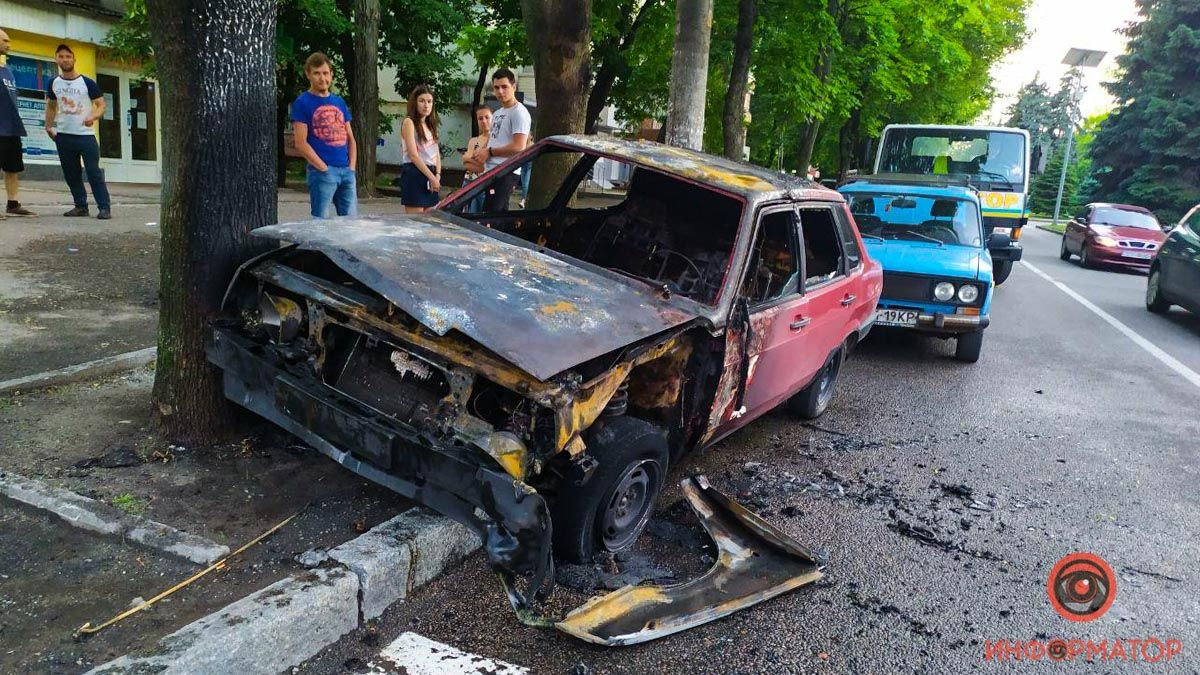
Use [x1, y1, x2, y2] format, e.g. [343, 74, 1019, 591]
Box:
[480, 68, 530, 212]
[45, 43, 111, 219]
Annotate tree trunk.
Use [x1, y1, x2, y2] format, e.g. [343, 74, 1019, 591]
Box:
[837, 106, 860, 181]
[349, 0, 380, 197]
[521, 0, 591, 207]
[722, 0, 757, 160]
[471, 62, 489, 137]
[796, 0, 840, 171]
[147, 0, 278, 443]
[276, 66, 297, 188]
[584, 0, 660, 134]
[665, 0, 713, 150]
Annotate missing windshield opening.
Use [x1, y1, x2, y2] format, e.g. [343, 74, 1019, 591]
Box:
[449, 149, 742, 305]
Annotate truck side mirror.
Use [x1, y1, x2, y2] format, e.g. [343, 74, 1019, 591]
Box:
[987, 232, 1012, 249]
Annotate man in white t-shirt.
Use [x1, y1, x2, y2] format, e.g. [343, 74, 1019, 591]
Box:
[480, 68, 530, 212]
[45, 44, 111, 219]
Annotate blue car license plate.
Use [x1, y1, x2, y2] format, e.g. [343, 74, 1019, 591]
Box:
[875, 308, 919, 327]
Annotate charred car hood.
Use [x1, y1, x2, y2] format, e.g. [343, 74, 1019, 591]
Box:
[254, 216, 704, 381]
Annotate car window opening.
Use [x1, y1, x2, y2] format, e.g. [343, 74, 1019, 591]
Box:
[742, 210, 799, 304]
[799, 209, 844, 288]
[446, 148, 743, 306]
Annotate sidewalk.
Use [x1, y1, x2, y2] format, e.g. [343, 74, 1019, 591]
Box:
[0, 181, 409, 381]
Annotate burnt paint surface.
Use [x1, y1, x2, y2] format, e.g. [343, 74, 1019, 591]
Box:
[253, 217, 700, 381]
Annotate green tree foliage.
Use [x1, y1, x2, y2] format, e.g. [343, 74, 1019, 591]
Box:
[1027, 113, 1105, 215]
[1089, 0, 1200, 223]
[1006, 69, 1082, 174]
[745, 0, 1030, 175]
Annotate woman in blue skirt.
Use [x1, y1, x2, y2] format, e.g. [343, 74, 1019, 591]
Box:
[400, 85, 442, 213]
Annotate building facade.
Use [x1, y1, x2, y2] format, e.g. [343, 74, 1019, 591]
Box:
[2, 0, 161, 183]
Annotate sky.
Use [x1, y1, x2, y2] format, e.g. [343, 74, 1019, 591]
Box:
[983, 0, 1143, 124]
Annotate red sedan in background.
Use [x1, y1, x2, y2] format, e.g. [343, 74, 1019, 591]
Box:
[1059, 203, 1167, 271]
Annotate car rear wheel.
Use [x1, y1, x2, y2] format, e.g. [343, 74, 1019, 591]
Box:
[955, 331, 984, 363]
[1146, 268, 1171, 313]
[993, 260, 1013, 285]
[550, 416, 668, 563]
[1059, 236, 1072, 261]
[788, 347, 844, 419]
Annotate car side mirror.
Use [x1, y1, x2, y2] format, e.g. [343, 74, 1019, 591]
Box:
[987, 232, 1012, 249]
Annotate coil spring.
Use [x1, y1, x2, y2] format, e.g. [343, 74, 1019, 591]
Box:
[603, 380, 629, 417]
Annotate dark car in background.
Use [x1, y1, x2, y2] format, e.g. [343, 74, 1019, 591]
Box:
[1146, 203, 1200, 316]
[1059, 203, 1166, 271]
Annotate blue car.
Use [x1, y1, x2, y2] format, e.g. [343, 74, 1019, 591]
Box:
[839, 180, 1002, 362]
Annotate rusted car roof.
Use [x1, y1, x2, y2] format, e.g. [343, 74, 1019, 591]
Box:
[546, 135, 829, 198]
[254, 216, 703, 381]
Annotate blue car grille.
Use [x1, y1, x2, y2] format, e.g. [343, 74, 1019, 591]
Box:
[882, 272, 935, 303]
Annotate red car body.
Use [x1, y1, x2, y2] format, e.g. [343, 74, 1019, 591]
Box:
[1060, 203, 1166, 271]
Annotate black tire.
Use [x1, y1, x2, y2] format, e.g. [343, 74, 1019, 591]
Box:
[1059, 236, 1072, 261]
[1146, 267, 1171, 313]
[1079, 243, 1093, 269]
[550, 416, 668, 563]
[788, 347, 844, 419]
[992, 260, 1013, 285]
[955, 330, 984, 363]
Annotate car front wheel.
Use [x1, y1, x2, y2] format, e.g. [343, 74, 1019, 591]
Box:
[550, 416, 668, 563]
[1059, 236, 1072, 261]
[1146, 268, 1171, 313]
[1079, 243, 1093, 269]
[955, 331, 984, 363]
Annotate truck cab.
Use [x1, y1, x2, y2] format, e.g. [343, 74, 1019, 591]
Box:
[838, 179, 995, 362]
[873, 124, 1029, 285]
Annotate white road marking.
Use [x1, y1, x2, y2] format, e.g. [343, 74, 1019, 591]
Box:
[369, 632, 528, 675]
[1020, 260, 1200, 390]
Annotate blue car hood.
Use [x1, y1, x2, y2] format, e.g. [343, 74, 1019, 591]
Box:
[864, 240, 985, 280]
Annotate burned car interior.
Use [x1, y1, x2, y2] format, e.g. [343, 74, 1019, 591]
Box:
[444, 148, 743, 306]
[206, 136, 861, 646]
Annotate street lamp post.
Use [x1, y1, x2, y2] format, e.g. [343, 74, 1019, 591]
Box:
[1052, 48, 1107, 229]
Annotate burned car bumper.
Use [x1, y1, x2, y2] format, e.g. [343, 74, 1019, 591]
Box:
[207, 326, 555, 593]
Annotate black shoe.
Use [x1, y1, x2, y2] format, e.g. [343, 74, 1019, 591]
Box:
[64, 206, 89, 217]
[97, 209, 112, 220]
[6, 202, 35, 216]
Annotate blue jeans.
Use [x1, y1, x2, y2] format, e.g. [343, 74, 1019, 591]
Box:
[55, 133, 110, 210]
[306, 165, 357, 218]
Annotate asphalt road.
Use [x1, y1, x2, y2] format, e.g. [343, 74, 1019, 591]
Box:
[300, 229, 1200, 674]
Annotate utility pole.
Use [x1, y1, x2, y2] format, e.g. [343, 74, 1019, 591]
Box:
[1052, 48, 1106, 228]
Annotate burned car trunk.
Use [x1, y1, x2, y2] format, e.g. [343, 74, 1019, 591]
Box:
[208, 135, 871, 644]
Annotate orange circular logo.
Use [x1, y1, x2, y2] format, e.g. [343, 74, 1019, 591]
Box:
[1047, 552, 1116, 622]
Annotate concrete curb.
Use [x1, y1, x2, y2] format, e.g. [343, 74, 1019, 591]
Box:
[0, 471, 230, 565]
[0, 347, 156, 396]
[87, 568, 360, 675]
[87, 508, 482, 674]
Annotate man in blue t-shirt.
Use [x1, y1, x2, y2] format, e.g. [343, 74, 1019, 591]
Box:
[291, 52, 357, 218]
[0, 28, 37, 218]
[46, 44, 112, 219]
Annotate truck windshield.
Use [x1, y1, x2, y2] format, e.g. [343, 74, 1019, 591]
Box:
[877, 128, 1027, 191]
[846, 193, 983, 247]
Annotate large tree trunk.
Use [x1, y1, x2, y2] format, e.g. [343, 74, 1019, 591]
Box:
[722, 0, 757, 160]
[584, 0, 659, 134]
[521, 0, 591, 207]
[665, 0, 713, 150]
[349, 0, 380, 197]
[471, 62, 489, 136]
[276, 66, 297, 188]
[147, 0, 277, 443]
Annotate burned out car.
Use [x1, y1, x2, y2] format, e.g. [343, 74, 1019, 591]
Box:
[207, 136, 882, 643]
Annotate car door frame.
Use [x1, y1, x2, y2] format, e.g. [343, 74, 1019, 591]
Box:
[704, 201, 816, 442]
[795, 202, 860, 372]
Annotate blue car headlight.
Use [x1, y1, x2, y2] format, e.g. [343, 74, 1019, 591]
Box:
[933, 282, 956, 302]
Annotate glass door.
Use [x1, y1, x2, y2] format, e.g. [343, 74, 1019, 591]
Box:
[97, 70, 162, 183]
[96, 73, 122, 160]
[127, 79, 157, 163]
